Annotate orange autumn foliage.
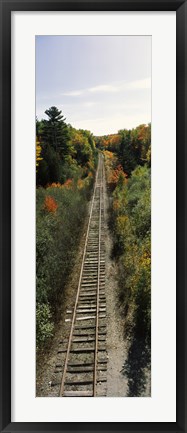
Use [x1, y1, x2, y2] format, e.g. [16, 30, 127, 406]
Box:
[109, 165, 127, 190]
[62, 179, 73, 189]
[44, 196, 58, 213]
[48, 182, 62, 189]
[136, 124, 148, 142]
[105, 134, 121, 148]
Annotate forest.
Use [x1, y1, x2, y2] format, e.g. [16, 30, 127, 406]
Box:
[36, 106, 97, 347]
[100, 125, 151, 395]
[36, 105, 151, 390]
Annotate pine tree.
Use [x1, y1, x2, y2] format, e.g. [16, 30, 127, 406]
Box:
[42, 106, 69, 158]
[118, 129, 136, 176]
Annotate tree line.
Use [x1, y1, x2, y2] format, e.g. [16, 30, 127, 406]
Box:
[95, 123, 151, 175]
[36, 106, 96, 186]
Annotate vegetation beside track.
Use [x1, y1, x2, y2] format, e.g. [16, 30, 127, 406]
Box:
[97, 124, 151, 395]
[36, 106, 98, 349]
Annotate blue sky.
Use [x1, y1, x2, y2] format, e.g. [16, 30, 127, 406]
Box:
[36, 36, 151, 135]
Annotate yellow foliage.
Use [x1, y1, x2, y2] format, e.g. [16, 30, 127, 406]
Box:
[113, 199, 120, 211]
[87, 161, 94, 171]
[36, 139, 43, 171]
[116, 215, 129, 234]
[77, 179, 84, 189]
[103, 150, 114, 160]
[140, 252, 151, 269]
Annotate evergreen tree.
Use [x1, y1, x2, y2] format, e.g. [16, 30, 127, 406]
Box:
[42, 106, 69, 158]
[118, 129, 136, 176]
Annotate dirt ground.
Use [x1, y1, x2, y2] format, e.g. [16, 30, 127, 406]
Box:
[104, 183, 128, 396]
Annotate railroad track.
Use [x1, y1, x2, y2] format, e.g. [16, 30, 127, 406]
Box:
[53, 154, 107, 397]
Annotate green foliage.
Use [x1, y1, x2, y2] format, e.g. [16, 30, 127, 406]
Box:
[36, 107, 97, 187]
[42, 106, 69, 156]
[36, 107, 97, 348]
[68, 126, 96, 171]
[36, 178, 94, 348]
[112, 165, 151, 342]
[95, 123, 151, 176]
[118, 124, 151, 175]
[118, 129, 136, 175]
[36, 302, 54, 348]
[126, 166, 151, 238]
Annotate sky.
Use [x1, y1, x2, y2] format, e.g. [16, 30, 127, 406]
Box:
[36, 36, 151, 136]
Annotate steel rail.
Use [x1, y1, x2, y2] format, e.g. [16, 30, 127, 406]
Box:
[93, 170, 102, 396]
[102, 158, 106, 225]
[59, 156, 100, 397]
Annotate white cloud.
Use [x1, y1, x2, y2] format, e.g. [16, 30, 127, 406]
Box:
[87, 78, 151, 94]
[62, 90, 83, 96]
[37, 77, 151, 134]
[126, 77, 151, 90]
[88, 84, 118, 93]
[61, 77, 151, 98]
[97, 77, 151, 93]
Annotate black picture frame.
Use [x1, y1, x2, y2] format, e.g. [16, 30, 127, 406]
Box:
[0, 1, 186, 432]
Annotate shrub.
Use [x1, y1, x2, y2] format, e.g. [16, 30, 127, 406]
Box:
[36, 177, 93, 348]
[43, 195, 58, 213]
[111, 165, 151, 343]
[36, 302, 54, 348]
